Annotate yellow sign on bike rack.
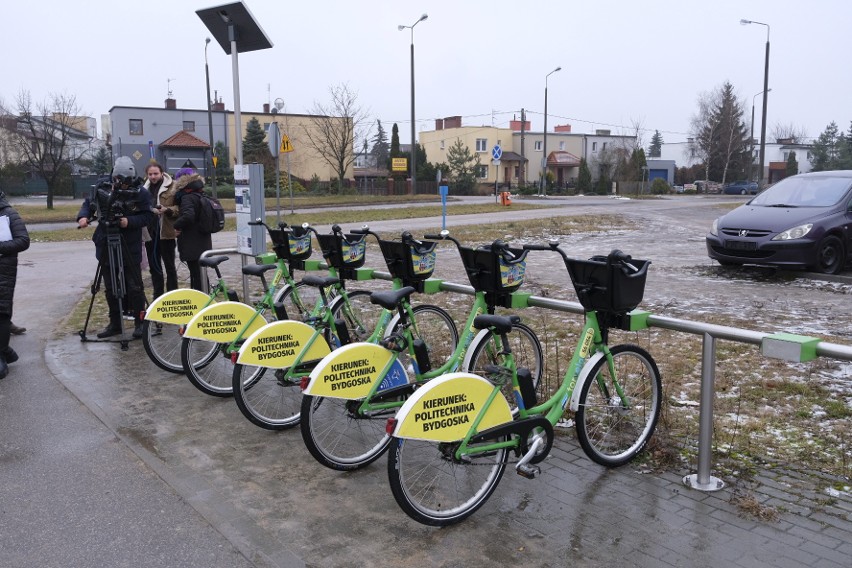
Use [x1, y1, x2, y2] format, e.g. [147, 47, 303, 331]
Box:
[144, 288, 212, 324]
[236, 320, 331, 369]
[182, 301, 268, 342]
[391, 373, 513, 442]
[304, 342, 398, 399]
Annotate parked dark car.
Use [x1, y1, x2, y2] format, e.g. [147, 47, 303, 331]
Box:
[723, 180, 759, 195]
[706, 171, 852, 274]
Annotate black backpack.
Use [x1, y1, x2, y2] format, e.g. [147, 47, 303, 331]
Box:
[197, 192, 225, 233]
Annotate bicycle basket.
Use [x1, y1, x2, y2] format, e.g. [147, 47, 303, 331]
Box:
[316, 232, 367, 271]
[378, 238, 437, 284]
[269, 227, 313, 261]
[458, 245, 528, 294]
[563, 255, 650, 313]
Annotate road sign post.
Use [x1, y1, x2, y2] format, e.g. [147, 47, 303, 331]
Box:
[491, 145, 502, 204]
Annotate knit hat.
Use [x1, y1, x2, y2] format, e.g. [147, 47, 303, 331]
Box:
[175, 167, 196, 179]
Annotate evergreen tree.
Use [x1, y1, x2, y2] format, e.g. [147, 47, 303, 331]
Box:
[92, 147, 112, 175]
[809, 122, 842, 172]
[389, 123, 403, 179]
[242, 117, 275, 184]
[370, 119, 389, 168]
[577, 158, 592, 193]
[704, 82, 749, 183]
[785, 151, 799, 177]
[446, 139, 479, 194]
[648, 130, 663, 158]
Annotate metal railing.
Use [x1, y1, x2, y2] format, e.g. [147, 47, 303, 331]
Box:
[199, 254, 852, 491]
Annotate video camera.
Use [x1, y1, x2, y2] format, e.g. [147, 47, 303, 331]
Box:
[91, 177, 144, 228]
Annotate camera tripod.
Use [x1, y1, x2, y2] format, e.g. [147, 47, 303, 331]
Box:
[79, 225, 138, 350]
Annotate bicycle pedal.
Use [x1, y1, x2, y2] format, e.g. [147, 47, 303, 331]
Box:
[516, 464, 540, 479]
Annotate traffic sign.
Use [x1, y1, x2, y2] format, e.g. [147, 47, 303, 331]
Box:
[491, 144, 502, 161]
[280, 134, 294, 154]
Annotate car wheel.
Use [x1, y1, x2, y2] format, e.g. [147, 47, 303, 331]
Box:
[814, 235, 845, 275]
[740, 189, 747, 195]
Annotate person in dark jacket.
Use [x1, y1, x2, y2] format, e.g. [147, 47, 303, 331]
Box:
[0, 190, 30, 379]
[172, 168, 212, 291]
[77, 157, 154, 339]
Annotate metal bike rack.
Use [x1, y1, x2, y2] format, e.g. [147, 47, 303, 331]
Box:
[369, 269, 852, 493]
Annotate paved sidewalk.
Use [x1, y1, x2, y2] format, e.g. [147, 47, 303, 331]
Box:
[5, 219, 851, 567]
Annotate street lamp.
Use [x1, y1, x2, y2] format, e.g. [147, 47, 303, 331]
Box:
[541, 66, 561, 196]
[398, 13, 428, 194]
[741, 18, 770, 186]
[204, 37, 217, 197]
[750, 88, 771, 182]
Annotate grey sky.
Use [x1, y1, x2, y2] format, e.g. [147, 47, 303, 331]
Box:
[5, 0, 849, 147]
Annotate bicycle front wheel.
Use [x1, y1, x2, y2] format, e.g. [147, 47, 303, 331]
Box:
[300, 394, 395, 470]
[464, 322, 544, 409]
[142, 320, 184, 373]
[407, 304, 459, 370]
[331, 290, 377, 344]
[387, 437, 508, 527]
[274, 281, 323, 323]
[232, 363, 304, 430]
[575, 344, 662, 467]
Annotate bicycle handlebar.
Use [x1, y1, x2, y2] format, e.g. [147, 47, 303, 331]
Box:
[523, 242, 640, 273]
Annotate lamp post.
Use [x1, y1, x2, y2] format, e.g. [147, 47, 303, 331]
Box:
[741, 18, 770, 186]
[204, 37, 217, 197]
[541, 66, 561, 196]
[398, 13, 428, 194]
[750, 88, 771, 182]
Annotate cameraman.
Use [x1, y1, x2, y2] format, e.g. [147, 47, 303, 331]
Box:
[77, 157, 154, 339]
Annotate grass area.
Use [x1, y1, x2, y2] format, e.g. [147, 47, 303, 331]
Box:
[29, 202, 546, 243]
[15, 194, 442, 224]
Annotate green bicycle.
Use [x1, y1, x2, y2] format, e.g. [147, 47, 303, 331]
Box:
[229, 225, 451, 430]
[300, 231, 543, 472]
[386, 245, 662, 526]
[180, 220, 357, 397]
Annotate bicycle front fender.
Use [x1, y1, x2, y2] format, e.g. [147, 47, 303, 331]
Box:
[236, 320, 330, 369]
[390, 372, 513, 443]
[303, 342, 406, 400]
[182, 301, 267, 343]
[145, 288, 212, 325]
[569, 351, 607, 412]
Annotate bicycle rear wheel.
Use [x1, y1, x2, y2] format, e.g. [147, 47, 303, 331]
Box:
[405, 304, 458, 370]
[233, 363, 305, 429]
[387, 437, 508, 526]
[463, 322, 543, 409]
[575, 344, 661, 467]
[300, 394, 395, 470]
[181, 338, 237, 397]
[142, 320, 184, 373]
[274, 281, 322, 323]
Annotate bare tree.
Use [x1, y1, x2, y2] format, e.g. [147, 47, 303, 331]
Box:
[301, 83, 369, 192]
[770, 122, 808, 144]
[10, 91, 86, 208]
[689, 90, 719, 183]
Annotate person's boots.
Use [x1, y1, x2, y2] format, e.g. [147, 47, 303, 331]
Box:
[9, 322, 26, 335]
[133, 318, 144, 339]
[0, 353, 7, 380]
[98, 295, 123, 338]
[2, 347, 18, 364]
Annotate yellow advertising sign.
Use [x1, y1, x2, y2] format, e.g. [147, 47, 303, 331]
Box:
[391, 157, 408, 172]
[280, 134, 294, 153]
[144, 288, 212, 324]
[393, 373, 513, 442]
[236, 320, 330, 369]
[305, 342, 396, 399]
[182, 301, 268, 342]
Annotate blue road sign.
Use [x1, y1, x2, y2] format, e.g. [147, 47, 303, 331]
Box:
[492, 145, 502, 161]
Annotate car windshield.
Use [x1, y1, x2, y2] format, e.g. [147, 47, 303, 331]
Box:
[750, 176, 851, 207]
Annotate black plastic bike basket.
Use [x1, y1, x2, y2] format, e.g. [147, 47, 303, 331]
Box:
[269, 228, 313, 262]
[563, 256, 651, 313]
[458, 245, 528, 298]
[316, 232, 367, 279]
[377, 239, 437, 286]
